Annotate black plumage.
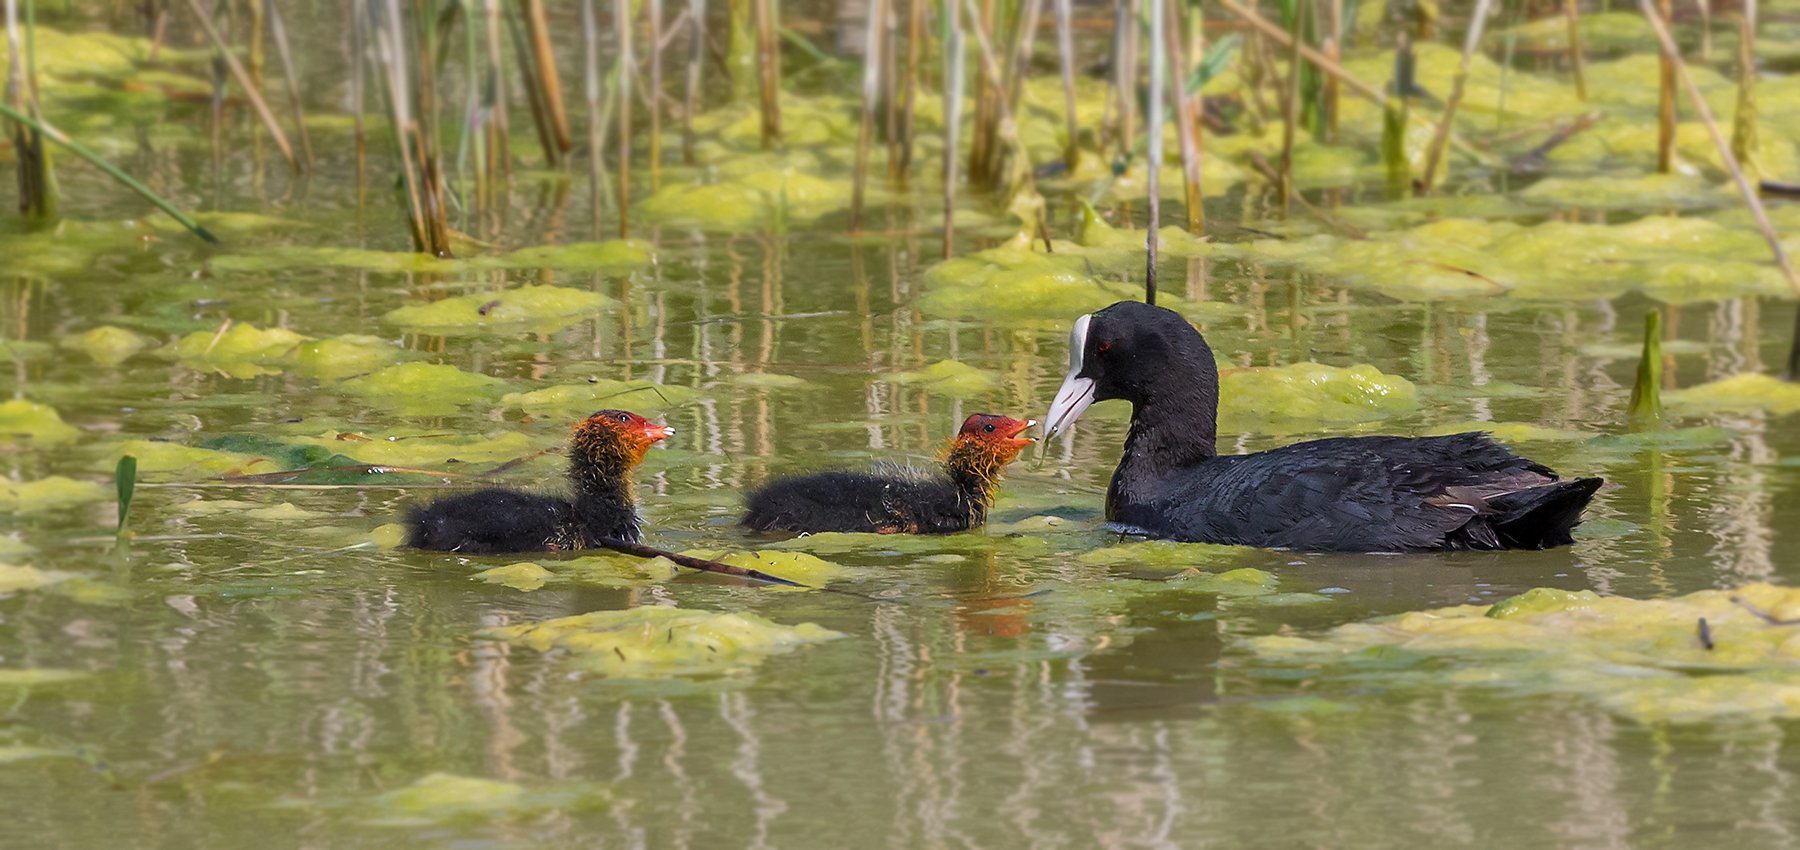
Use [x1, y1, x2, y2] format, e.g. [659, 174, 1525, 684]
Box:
[1043, 301, 1603, 552]
[406, 410, 673, 554]
[742, 414, 1035, 535]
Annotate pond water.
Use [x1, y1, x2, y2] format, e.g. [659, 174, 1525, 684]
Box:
[6, 6, 1800, 848]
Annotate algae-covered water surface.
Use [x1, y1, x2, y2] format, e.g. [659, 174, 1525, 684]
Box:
[5, 0, 1800, 846]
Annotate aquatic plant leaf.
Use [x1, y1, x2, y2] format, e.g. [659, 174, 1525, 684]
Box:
[886, 361, 1001, 396]
[1627, 311, 1663, 430]
[0, 564, 75, 592]
[0, 400, 82, 444]
[61, 326, 147, 367]
[339, 363, 509, 416]
[485, 239, 653, 271]
[296, 430, 535, 469]
[0, 477, 111, 513]
[1245, 583, 1800, 723]
[501, 379, 695, 418]
[1664, 373, 1800, 415]
[1075, 539, 1249, 569]
[157, 324, 310, 377]
[729, 372, 812, 388]
[366, 773, 605, 823]
[1419, 421, 1590, 442]
[1218, 362, 1419, 434]
[478, 606, 843, 678]
[476, 562, 554, 591]
[383, 286, 611, 336]
[284, 335, 405, 380]
[0, 669, 86, 685]
[101, 440, 258, 477]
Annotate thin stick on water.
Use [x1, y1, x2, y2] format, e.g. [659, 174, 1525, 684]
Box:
[595, 537, 808, 587]
[1146, 0, 1162, 303]
[0, 101, 218, 242]
[1565, 0, 1587, 100]
[262, 0, 313, 167]
[1418, 0, 1494, 194]
[942, 0, 966, 260]
[850, 0, 885, 232]
[182, 0, 297, 171]
[683, 0, 704, 164]
[1053, 0, 1080, 171]
[1638, 0, 1800, 377]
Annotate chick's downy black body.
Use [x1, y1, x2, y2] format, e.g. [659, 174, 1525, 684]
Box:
[742, 414, 1035, 535]
[406, 410, 672, 554]
[1044, 301, 1602, 552]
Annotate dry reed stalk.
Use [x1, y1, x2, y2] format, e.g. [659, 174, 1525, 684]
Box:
[1146, 0, 1162, 302]
[584, 0, 603, 238]
[1053, 0, 1079, 171]
[683, 0, 704, 165]
[943, 0, 966, 259]
[1564, 0, 1586, 99]
[182, 0, 298, 171]
[484, 0, 511, 181]
[351, 0, 366, 193]
[509, 6, 560, 166]
[1639, 0, 1800, 376]
[1165, 0, 1202, 233]
[1730, 13, 1757, 178]
[1695, 0, 1712, 60]
[1322, 35, 1338, 140]
[881, 0, 899, 183]
[895, 0, 921, 185]
[524, 0, 570, 152]
[755, 0, 779, 147]
[1277, 6, 1299, 214]
[648, 0, 664, 187]
[851, 0, 885, 232]
[1656, 0, 1675, 173]
[617, 0, 633, 236]
[263, 0, 313, 168]
[5, 0, 52, 217]
[967, 0, 996, 185]
[1118, 0, 1137, 162]
[1418, 0, 1493, 194]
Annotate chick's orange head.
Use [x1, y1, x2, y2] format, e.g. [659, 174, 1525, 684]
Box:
[957, 414, 1036, 452]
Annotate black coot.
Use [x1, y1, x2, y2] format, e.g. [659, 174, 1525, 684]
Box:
[1043, 301, 1602, 552]
[406, 410, 674, 553]
[742, 414, 1035, 534]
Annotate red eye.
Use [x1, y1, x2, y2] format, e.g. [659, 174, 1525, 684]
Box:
[1096, 341, 1112, 353]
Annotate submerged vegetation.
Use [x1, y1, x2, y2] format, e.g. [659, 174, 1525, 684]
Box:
[1, 0, 1799, 843]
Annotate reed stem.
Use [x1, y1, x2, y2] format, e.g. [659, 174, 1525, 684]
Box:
[648, 0, 664, 188]
[1146, 0, 1162, 302]
[182, 0, 298, 171]
[1564, 0, 1587, 100]
[1053, 0, 1079, 171]
[617, 0, 633, 236]
[263, 0, 313, 167]
[851, 0, 885, 232]
[942, 0, 966, 259]
[1655, 0, 1675, 173]
[683, 0, 704, 165]
[755, 0, 780, 147]
[1418, 0, 1493, 194]
[1638, 0, 1800, 377]
[584, 0, 603, 238]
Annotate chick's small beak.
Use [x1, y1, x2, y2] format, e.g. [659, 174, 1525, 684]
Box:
[1001, 418, 1036, 448]
[644, 424, 675, 443]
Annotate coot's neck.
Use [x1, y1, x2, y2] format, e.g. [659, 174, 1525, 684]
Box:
[944, 439, 1011, 525]
[565, 443, 642, 542]
[1120, 369, 1219, 471]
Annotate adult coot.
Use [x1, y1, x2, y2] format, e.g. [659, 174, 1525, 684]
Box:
[407, 410, 674, 553]
[1043, 301, 1602, 552]
[742, 414, 1035, 534]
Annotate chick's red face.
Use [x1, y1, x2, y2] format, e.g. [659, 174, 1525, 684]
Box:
[587, 410, 676, 447]
[959, 414, 1036, 451]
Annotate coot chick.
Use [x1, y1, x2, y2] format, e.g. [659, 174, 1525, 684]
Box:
[742, 414, 1035, 534]
[407, 410, 674, 553]
[1044, 301, 1602, 552]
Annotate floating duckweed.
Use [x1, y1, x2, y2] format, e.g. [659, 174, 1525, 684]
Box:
[1520, 174, 1732, 210]
[1419, 421, 1590, 442]
[0, 477, 111, 512]
[0, 400, 82, 444]
[730, 372, 811, 388]
[0, 669, 86, 685]
[887, 361, 1000, 396]
[1171, 567, 1283, 597]
[383, 286, 610, 336]
[1665, 373, 1800, 415]
[104, 440, 258, 476]
[285, 335, 405, 380]
[488, 239, 652, 270]
[300, 430, 534, 468]
[339, 363, 509, 416]
[366, 773, 605, 823]
[1246, 583, 1800, 723]
[476, 562, 555, 591]
[1218, 362, 1419, 434]
[159, 323, 311, 378]
[684, 549, 851, 586]
[0, 564, 74, 593]
[1076, 539, 1248, 569]
[62, 326, 147, 367]
[478, 605, 843, 678]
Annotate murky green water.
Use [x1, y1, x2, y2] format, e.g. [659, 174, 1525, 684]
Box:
[6, 6, 1800, 847]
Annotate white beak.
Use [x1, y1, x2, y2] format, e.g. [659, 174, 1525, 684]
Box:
[1044, 314, 1096, 439]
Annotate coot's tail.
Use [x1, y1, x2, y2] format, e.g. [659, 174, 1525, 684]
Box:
[1488, 477, 1604, 550]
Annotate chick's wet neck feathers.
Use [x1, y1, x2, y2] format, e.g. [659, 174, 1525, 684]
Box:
[943, 431, 1028, 515]
[564, 415, 655, 542]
